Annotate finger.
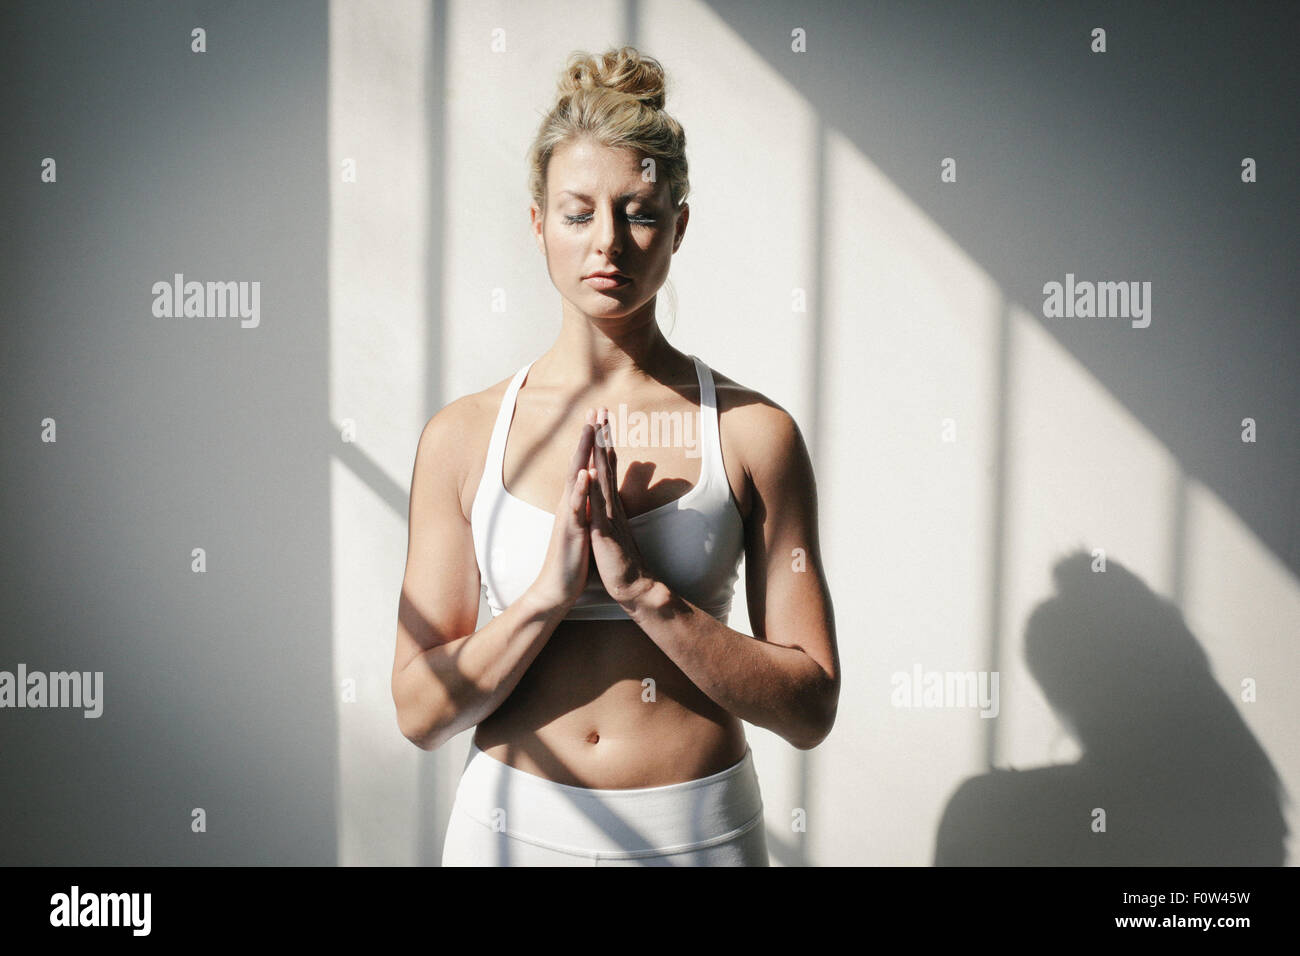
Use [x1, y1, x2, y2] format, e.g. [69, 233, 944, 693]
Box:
[568, 410, 596, 477]
[571, 468, 590, 524]
[592, 424, 614, 521]
[598, 408, 623, 519]
[605, 440, 625, 518]
[587, 460, 608, 531]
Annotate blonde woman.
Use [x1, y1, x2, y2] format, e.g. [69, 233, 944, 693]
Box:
[392, 45, 839, 866]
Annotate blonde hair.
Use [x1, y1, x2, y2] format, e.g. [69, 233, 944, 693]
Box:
[527, 46, 689, 215]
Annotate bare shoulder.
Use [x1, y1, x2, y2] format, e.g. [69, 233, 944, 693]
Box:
[415, 371, 513, 520]
[707, 365, 808, 516]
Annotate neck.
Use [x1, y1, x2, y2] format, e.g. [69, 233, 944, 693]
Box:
[536, 294, 684, 387]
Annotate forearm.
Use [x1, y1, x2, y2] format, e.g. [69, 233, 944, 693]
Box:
[394, 584, 572, 750]
[624, 578, 835, 749]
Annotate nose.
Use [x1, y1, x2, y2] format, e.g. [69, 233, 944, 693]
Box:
[593, 204, 623, 259]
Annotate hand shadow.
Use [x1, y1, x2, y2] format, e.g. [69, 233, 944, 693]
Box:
[617, 458, 695, 519]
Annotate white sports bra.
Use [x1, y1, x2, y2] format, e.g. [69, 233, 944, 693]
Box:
[471, 354, 745, 623]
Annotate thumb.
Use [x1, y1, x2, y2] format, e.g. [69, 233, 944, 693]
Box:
[571, 468, 591, 526]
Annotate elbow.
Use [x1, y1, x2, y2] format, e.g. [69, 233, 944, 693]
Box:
[392, 672, 450, 752]
[790, 673, 838, 751]
[397, 712, 435, 750]
[396, 706, 446, 752]
[394, 703, 432, 750]
[791, 722, 831, 752]
[409, 731, 442, 752]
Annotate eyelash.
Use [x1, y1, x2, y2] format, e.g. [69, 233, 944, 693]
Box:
[564, 213, 656, 226]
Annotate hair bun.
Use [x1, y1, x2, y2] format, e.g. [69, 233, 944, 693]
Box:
[558, 46, 666, 110]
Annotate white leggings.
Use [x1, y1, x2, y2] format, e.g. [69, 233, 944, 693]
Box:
[441, 742, 769, 866]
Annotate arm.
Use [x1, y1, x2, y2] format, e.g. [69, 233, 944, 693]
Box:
[621, 404, 839, 749]
[390, 402, 573, 751]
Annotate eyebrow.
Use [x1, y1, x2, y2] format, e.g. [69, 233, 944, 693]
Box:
[558, 189, 656, 203]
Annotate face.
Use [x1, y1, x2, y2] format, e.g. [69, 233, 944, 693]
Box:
[530, 137, 688, 319]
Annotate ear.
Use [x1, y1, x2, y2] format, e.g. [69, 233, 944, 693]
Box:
[529, 202, 547, 255]
[672, 202, 689, 252]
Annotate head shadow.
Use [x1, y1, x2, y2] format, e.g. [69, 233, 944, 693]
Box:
[934, 549, 1289, 865]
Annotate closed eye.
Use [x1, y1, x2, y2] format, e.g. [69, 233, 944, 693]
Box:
[564, 213, 656, 225]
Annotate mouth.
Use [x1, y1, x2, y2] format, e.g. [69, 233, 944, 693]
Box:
[583, 273, 632, 289]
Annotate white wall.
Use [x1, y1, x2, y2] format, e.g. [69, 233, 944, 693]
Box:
[328, 0, 1299, 866]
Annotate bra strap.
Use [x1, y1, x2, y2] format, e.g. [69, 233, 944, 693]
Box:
[690, 354, 721, 486]
[485, 361, 533, 487]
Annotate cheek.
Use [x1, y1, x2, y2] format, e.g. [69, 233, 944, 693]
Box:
[648, 228, 676, 259]
[645, 234, 674, 270]
[546, 228, 582, 263]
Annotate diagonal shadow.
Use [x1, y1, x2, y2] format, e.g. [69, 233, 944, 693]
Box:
[702, 0, 1300, 582]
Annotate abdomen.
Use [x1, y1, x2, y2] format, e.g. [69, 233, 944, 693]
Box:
[473, 619, 747, 788]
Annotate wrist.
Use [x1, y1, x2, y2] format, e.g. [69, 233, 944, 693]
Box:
[524, 580, 577, 619]
[619, 573, 669, 617]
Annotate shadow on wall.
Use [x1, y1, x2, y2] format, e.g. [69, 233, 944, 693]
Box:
[934, 550, 1289, 866]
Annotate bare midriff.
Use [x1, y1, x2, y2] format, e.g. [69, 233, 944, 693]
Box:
[472, 618, 749, 789]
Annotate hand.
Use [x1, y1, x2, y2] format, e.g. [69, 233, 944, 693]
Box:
[530, 412, 597, 608]
[586, 406, 655, 607]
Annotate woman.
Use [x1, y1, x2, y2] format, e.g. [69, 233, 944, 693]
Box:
[391, 45, 839, 866]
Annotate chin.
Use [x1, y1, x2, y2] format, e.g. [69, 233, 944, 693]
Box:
[581, 291, 634, 310]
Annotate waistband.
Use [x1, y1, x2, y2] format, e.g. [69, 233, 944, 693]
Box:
[451, 742, 764, 859]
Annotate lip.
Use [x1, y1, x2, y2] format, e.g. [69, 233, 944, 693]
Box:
[584, 273, 631, 290]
